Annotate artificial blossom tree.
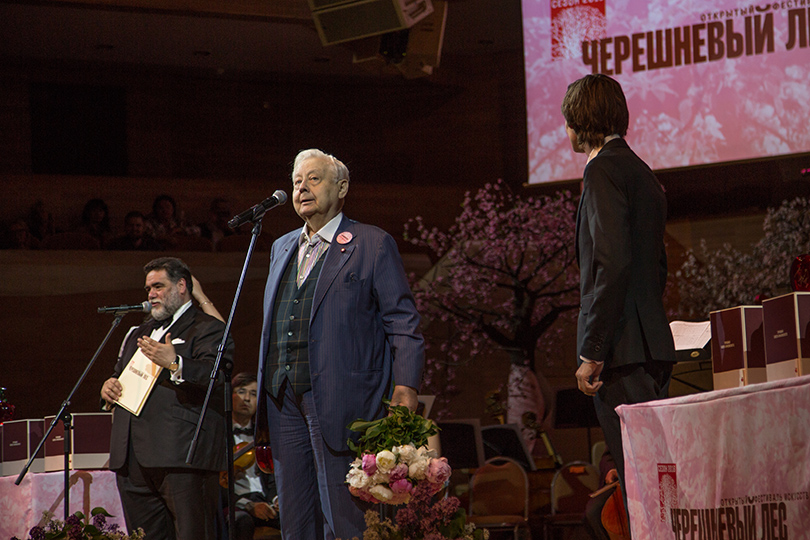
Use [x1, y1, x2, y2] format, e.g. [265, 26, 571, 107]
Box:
[404, 180, 580, 447]
[677, 196, 810, 319]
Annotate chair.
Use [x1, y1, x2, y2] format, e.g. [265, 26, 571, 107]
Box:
[253, 526, 282, 539]
[542, 461, 600, 540]
[591, 440, 607, 468]
[467, 456, 531, 539]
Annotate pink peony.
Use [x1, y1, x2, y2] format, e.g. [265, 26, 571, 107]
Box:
[388, 463, 409, 482]
[390, 478, 413, 494]
[361, 453, 377, 476]
[425, 457, 451, 485]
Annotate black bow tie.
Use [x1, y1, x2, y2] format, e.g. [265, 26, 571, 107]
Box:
[152, 317, 171, 330]
[233, 427, 253, 436]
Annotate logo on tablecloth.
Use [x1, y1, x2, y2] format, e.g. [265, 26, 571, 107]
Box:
[658, 463, 678, 522]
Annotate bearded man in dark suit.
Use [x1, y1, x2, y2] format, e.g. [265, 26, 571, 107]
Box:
[562, 74, 677, 533]
[101, 256, 233, 540]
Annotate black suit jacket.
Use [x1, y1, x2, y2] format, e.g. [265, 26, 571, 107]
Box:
[108, 305, 233, 471]
[575, 138, 676, 368]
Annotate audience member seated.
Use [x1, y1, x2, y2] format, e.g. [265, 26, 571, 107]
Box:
[145, 194, 201, 249]
[75, 198, 113, 248]
[26, 199, 56, 243]
[0, 219, 41, 249]
[225, 373, 280, 540]
[107, 211, 164, 251]
[199, 198, 237, 249]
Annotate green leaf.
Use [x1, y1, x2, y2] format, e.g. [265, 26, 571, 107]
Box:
[90, 507, 114, 517]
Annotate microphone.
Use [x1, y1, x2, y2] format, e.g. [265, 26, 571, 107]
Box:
[228, 190, 288, 229]
[97, 301, 151, 314]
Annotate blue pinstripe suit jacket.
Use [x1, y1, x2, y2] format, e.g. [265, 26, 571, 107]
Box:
[256, 215, 425, 450]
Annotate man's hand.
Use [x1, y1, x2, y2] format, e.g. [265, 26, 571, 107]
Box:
[137, 332, 176, 369]
[390, 385, 419, 412]
[248, 501, 278, 520]
[101, 377, 122, 406]
[576, 360, 604, 396]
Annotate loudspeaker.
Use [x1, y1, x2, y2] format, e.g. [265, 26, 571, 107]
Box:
[311, 0, 434, 46]
[349, 0, 447, 78]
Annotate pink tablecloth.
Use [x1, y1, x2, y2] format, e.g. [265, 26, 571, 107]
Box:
[0, 470, 126, 539]
[617, 375, 810, 539]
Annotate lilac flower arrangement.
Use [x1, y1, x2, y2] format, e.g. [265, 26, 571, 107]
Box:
[356, 482, 488, 540]
[10, 508, 144, 540]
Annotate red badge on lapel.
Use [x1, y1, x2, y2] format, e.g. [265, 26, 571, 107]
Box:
[336, 232, 352, 245]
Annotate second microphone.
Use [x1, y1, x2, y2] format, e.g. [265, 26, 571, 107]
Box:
[228, 190, 287, 229]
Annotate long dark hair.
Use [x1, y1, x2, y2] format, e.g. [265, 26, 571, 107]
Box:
[561, 73, 629, 149]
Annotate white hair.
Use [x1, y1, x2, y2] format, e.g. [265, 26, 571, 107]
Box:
[292, 148, 349, 184]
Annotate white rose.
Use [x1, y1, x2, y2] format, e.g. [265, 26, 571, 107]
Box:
[372, 470, 390, 485]
[376, 450, 397, 472]
[408, 456, 429, 480]
[346, 467, 372, 489]
[369, 484, 394, 502]
[396, 444, 417, 463]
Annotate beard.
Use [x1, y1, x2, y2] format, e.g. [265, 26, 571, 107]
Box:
[151, 285, 184, 321]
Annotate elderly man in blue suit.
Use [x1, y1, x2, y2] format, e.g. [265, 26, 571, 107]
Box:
[255, 148, 425, 540]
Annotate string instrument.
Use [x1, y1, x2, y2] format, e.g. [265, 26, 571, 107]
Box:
[253, 403, 274, 475]
[254, 443, 274, 474]
[219, 440, 256, 488]
[601, 483, 631, 540]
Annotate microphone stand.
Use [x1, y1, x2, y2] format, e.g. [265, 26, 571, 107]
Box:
[15, 312, 128, 520]
[187, 209, 269, 540]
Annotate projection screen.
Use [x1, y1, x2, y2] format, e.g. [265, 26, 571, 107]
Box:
[522, 0, 810, 184]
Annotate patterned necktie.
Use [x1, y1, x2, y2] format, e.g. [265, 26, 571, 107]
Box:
[296, 235, 327, 287]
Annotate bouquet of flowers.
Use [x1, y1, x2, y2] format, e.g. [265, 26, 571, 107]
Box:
[345, 402, 446, 505]
[344, 403, 488, 539]
[10, 508, 144, 540]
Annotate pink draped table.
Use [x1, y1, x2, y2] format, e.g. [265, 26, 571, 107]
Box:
[616, 375, 810, 540]
[0, 470, 127, 539]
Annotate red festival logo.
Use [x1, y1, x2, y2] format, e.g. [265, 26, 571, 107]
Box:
[658, 463, 678, 522]
[550, 0, 607, 60]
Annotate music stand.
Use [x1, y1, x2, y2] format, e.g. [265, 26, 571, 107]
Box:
[553, 388, 600, 457]
[480, 424, 537, 471]
[436, 419, 485, 470]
